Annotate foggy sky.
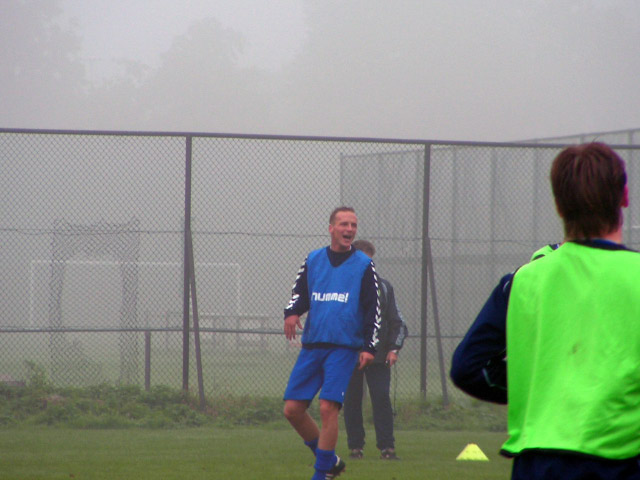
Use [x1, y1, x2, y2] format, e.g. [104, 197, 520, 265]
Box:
[2, 0, 640, 142]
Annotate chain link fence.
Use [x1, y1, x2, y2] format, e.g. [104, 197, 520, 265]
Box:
[1, 128, 639, 404]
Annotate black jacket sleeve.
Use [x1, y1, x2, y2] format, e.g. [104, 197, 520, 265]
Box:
[449, 272, 513, 404]
[284, 258, 309, 318]
[360, 261, 381, 355]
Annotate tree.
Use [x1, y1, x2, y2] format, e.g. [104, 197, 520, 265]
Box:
[1, 0, 87, 128]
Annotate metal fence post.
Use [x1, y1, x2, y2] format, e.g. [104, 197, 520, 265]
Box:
[182, 135, 193, 392]
[420, 144, 431, 400]
[145, 330, 151, 391]
[427, 238, 449, 407]
[186, 229, 206, 410]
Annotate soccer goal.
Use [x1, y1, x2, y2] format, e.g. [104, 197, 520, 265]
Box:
[29, 259, 241, 329]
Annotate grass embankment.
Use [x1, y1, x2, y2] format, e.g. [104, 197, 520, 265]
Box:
[2, 362, 506, 431]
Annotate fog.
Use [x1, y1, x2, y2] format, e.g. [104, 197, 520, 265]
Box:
[2, 0, 640, 141]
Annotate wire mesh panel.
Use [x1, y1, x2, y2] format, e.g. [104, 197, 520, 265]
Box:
[189, 138, 428, 397]
[339, 141, 640, 402]
[1, 129, 639, 404]
[0, 132, 185, 387]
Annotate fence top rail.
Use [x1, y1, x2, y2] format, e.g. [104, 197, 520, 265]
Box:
[1, 327, 441, 338]
[0, 327, 282, 334]
[2, 127, 638, 150]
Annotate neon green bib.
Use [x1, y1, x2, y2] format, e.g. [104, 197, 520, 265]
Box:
[503, 242, 640, 459]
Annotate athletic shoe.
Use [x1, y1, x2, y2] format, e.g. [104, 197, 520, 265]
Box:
[349, 448, 363, 459]
[325, 456, 346, 479]
[380, 448, 399, 460]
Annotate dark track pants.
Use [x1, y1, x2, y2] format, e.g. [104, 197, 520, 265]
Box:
[343, 362, 394, 451]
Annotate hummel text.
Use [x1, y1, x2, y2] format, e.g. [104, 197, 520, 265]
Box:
[311, 292, 349, 303]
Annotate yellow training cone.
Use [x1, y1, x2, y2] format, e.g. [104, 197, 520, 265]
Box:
[456, 443, 489, 461]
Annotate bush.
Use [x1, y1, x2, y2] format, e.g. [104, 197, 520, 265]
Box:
[393, 398, 507, 432]
[208, 394, 284, 426]
[1, 361, 506, 431]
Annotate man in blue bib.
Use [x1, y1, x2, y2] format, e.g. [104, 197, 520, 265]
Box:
[283, 206, 381, 480]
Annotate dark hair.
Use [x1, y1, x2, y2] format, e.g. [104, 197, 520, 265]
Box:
[329, 206, 356, 224]
[550, 142, 627, 239]
[352, 239, 375, 257]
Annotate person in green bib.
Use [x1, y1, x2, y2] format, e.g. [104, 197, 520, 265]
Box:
[451, 142, 640, 480]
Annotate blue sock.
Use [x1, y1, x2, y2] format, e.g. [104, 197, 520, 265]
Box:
[304, 438, 318, 456]
[312, 448, 335, 480]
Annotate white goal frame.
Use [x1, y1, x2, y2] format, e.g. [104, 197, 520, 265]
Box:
[29, 260, 241, 328]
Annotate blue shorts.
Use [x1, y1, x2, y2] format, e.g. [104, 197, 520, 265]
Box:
[283, 347, 359, 405]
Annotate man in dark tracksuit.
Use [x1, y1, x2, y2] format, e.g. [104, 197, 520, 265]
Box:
[343, 239, 408, 460]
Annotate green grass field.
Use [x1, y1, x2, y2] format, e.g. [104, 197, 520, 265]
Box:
[0, 426, 512, 479]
